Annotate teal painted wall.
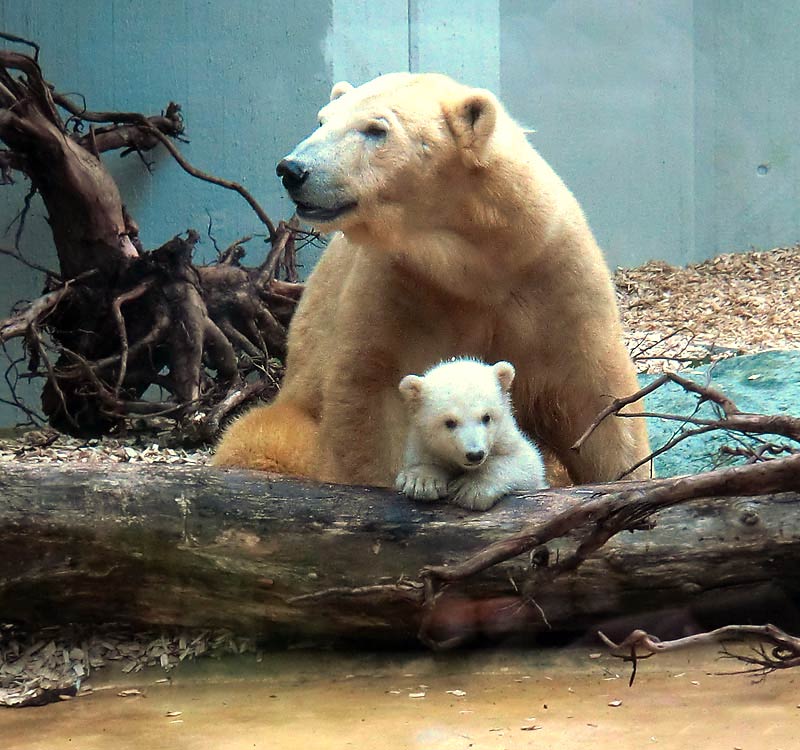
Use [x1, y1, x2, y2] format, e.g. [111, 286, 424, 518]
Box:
[0, 1, 798, 425]
[0, 0, 330, 265]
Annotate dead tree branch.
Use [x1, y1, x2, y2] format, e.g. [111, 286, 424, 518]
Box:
[139, 123, 278, 240]
[600, 623, 800, 683]
[572, 371, 800, 480]
[0, 38, 307, 440]
[420, 452, 800, 593]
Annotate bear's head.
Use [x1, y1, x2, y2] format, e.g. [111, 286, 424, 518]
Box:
[276, 73, 509, 241]
[399, 359, 515, 471]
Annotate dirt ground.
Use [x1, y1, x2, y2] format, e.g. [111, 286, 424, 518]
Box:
[1, 646, 797, 750]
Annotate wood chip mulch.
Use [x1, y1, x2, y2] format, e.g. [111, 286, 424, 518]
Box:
[0, 624, 256, 707]
[0, 431, 210, 466]
[615, 244, 800, 373]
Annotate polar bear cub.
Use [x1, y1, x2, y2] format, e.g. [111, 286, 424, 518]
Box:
[395, 358, 547, 511]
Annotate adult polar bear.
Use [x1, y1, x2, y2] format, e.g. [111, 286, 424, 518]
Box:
[213, 73, 650, 485]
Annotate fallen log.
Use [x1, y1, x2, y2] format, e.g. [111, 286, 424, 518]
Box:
[0, 462, 799, 647]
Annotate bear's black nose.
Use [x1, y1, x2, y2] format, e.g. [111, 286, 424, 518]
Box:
[466, 450, 485, 464]
[276, 158, 309, 191]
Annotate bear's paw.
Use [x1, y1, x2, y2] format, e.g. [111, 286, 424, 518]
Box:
[395, 465, 450, 501]
[447, 474, 505, 512]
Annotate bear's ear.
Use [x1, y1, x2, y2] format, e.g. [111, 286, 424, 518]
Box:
[399, 374, 425, 406]
[330, 81, 354, 102]
[443, 89, 498, 167]
[492, 361, 515, 393]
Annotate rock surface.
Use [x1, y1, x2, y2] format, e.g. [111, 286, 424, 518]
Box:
[644, 350, 800, 477]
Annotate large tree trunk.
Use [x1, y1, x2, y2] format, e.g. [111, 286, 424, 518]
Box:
[0, 462, 798, 647]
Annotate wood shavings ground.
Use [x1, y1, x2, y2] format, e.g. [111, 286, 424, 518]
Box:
[615, 244, 800, 373]
[0, 624, 255, 708]
[0, 431, 211, 466]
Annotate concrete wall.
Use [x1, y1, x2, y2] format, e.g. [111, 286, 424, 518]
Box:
[693, 1, 800, 262]
[501, 0, 697, 268]
[0, 0, 797, 425]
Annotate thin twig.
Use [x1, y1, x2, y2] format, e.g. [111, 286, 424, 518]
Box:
[110, 280, 154, 393]
[0, 243, 60, 280]
[142, 125, 277, 240]
[571, 374, 671, 453]
[0, 32, 40, 61]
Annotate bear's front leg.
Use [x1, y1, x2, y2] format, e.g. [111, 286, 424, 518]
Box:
[395, 464, 451, 501]
[447, 448, 546, 511]
[447, 460, 512, 511]
[315, 364, 405, 486]
[447, 473, 504, 511]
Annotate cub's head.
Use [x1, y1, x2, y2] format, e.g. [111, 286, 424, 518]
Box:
[275, 73, 504, 237]
[399, 359, 515, 472]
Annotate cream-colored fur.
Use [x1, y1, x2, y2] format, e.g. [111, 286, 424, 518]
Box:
[395, 358, 547, 511]
[212, 73, 650, 485]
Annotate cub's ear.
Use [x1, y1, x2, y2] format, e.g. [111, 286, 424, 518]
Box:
[443, 89, 498, 167]
[330, 81, 354, 102]
[492, 361, 515, 393]
[399, 374, 425, 406]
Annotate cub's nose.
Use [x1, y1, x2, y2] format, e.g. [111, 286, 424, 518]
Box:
[276, 158, 309, 191]
[465, 450, 485, 464]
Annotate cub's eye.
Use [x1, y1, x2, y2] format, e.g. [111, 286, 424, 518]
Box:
[444, 419, 458, 430]
[362, 121, 388, 139]
[481, 414, 492, 425]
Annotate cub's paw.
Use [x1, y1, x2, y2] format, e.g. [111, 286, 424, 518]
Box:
[447, 475, 504, 512]
[395, 466, 450, 501]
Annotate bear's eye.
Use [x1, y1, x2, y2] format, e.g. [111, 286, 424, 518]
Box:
[444, 418, 458, 430]
[481, 414, 492, 425]
[361, 121, 388, 139]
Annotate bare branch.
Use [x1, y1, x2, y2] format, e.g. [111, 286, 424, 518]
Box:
[0, 31, 40, 61]
[420, 452, 800, 592]
[0, 273, 91, 343]
[572, 371, 800, 481]
[0, 50, 61, 127]
[110, 279, 154, 392]
[600, 623, 800, 682]
[141, 124, 277, 240]
[571, 374, 671, 452]
[0, 242, 59, 280]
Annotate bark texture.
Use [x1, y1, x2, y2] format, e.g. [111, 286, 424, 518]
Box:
[0, 462, 798, 646]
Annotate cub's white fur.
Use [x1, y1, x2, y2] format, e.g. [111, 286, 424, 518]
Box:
[395, 358, 547, 511]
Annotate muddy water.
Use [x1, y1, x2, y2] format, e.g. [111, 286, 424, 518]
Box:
[1, 646, 797, 750]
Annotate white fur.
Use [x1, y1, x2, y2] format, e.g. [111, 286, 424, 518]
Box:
[395, 358, 547, 511]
